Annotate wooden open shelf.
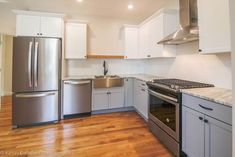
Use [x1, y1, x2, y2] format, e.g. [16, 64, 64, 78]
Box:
[87, 54, 124, 59]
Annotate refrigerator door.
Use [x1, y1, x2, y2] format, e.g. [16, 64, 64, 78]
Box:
[13, 37, 34, 92]
[34, 38, 61, 92]
[12, 91, 58, 126]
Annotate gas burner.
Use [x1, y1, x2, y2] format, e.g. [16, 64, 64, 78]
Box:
[147, 79, 214, 91]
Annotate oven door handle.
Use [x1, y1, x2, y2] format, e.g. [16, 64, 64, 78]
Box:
[148, 89, 178, 103]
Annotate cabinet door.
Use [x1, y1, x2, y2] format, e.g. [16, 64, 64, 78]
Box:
[92, 92, 109, 111]
[182, 106, 205, 157]
[124, 78, 133, 107]
[198, 0, 231, 53]
[148, 15, 164, 58]
[109, 92, 124, 109]
[40, 17, 63, 38]
[124, 27, 139, 59]
[139, 87, 148, 119]
[139, 23, 150, 58]
[205, 116, 232, 157]
[133, 80, 141, 111]
[16, 15, 40, 36]
[65, 23, 87, 59]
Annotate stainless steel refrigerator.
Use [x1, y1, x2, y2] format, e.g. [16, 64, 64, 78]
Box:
[12, 37, 61, 128]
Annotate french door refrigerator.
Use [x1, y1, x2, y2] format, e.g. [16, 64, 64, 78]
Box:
[12, 37, 61, 128]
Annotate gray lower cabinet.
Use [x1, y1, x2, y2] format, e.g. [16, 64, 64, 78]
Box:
[205, 116, 232, 157]
[93, 92, 109, 110]
[134, 79, 148, 119]
[182, 106, 205, 157]
[110, 91, 125, 109]
[124, 78, 134, 107]
[182, 94, 232, 157]
[92, 87, 124, 111]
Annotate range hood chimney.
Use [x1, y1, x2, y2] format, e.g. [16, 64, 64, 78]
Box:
[158, 0, 199, 45]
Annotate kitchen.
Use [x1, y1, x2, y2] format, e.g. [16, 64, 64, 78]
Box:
[0, 0, 234, 157]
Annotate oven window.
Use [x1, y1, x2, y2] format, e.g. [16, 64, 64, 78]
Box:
[149, 94, 176, 131]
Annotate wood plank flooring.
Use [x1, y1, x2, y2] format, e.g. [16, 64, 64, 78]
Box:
[0, 97, 173, 157]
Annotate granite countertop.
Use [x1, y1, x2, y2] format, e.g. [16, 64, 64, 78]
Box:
[63, 74, 163, 82]
[181, 87, 232, 107]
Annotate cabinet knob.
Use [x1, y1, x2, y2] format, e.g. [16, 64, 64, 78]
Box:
[40, 33, 42, 35]
[199, 49, 202, 52]
[204, 119, 208, 123]
[147, 55, 151, 57]
[199, 117, 203, 121]
[37, 33, 39, 35]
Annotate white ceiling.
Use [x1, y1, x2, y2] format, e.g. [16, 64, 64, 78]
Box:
[1, 0, 178, 22]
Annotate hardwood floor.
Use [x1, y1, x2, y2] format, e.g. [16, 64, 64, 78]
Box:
[0, 98, 173, 157]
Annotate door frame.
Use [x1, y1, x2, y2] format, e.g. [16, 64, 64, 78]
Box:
[0, 35, 3, 109]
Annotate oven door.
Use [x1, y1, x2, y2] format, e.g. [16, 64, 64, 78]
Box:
[148, 89, 179, 142]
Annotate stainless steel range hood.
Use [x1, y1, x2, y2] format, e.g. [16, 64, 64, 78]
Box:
[158, 0, 199, 45]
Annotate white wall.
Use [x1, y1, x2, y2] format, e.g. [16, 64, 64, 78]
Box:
[67, 59, 145, 76]
[2, 35, 13, 96]
[0, 6, 16, 35]
[144, 42, 232, 89]
[229, 0, 235, 155]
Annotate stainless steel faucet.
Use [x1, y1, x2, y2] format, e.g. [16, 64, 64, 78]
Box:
[103, 60, 108, 75]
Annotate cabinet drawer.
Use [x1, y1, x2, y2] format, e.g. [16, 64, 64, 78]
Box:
[182, 94, 232, 125]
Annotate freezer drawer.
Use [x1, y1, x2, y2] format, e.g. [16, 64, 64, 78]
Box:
[63, 80, 91, 116]
[12, 91, 58, 127]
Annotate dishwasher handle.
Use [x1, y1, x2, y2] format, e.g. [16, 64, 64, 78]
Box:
[64, 80, 90, 85]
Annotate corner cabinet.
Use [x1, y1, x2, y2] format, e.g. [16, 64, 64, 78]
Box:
[123, 26, 139, 59]
[15, 13, 64, 38]
[198, 0, 231, 53]
[123, 9, 178, 59]
[65, 23, 87, 59]
[182, 94, 232, 157]
[139, 12, 178, 58]
[124, 78, 134, 107]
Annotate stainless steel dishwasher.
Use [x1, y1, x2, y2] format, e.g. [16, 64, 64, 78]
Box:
[63, 80, 91, 117]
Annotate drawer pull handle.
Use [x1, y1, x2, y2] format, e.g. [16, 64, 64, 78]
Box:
[199, 104, 213, 111]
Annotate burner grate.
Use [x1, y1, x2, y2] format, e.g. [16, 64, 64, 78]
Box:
[152, 79, 214, 90]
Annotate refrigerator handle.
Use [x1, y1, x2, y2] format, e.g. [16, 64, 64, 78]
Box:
[28, 42, 33, 87]
[34, 42, 39, 87]
[15, 92, 56, 98]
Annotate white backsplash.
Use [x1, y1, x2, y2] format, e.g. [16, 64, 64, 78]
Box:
[66, 42, 232, 89]
[144, 42, 232, 89]
[66, 59, 146, 76]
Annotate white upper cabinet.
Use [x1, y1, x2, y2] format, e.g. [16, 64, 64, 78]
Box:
[139, 22, 150, 59]
[40, 17, 63, 38]
[146, 12, 178, 58]
[198, 0, 231, 53]
[123, 9, 178, 59]
[65, 23, 87, 59]
[16, 15, 41, 37]
[123, 26, 139, 59]
[15, 10, 64, 38]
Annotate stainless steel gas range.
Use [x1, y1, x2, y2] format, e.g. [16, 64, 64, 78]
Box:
[146, 79, 214, 157]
